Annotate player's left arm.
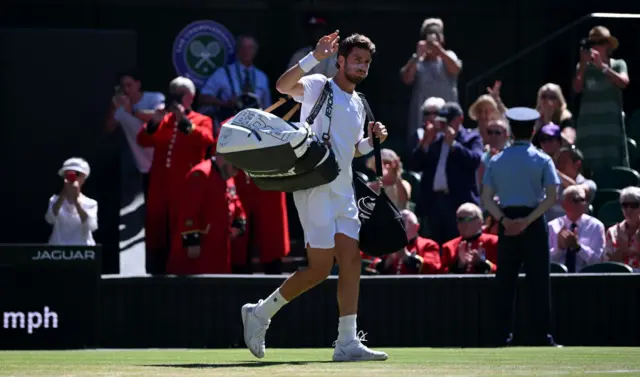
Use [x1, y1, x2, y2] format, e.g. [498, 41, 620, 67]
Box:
[355, 121, 388, 157]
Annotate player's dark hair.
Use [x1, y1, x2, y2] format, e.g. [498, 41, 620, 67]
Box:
[336, 34, 376, 69]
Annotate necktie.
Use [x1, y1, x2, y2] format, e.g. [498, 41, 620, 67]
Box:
[243, 68, 251, 93]
[565, 223, 577, 273]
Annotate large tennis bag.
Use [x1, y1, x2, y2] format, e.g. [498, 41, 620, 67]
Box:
[217, 81, 339, 192]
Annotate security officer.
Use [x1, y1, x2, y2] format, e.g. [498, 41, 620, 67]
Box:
[481, 107, 561, 347]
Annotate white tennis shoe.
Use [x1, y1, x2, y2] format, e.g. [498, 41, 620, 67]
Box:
[241, 301, 270, 359]
[332, 331, 388, 362]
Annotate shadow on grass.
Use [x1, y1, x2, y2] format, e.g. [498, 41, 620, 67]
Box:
[143, 361, 334, 369]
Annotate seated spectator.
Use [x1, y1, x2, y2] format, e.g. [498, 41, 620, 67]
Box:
[441, 203, 498, 273]
[537, 123, 563, 159]
[547, 146, 597, 221]
[45, 158, 98, 245]
[532, 83, 575, 146]
[603, 186, 640, 271]
[477, 118, 510, 189]
[370, 209, 441, 274]
[548, 185, 604, 272]
[409, 97, 445, 150]
[367, 149, 412, 210]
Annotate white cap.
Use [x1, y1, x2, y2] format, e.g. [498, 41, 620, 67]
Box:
[505, 107, 540, 122]
[58, 157, 91, 178]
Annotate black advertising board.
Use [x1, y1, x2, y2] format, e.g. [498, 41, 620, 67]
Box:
[0, 244, 101, 349]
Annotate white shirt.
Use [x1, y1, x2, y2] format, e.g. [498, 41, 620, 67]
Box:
[433, 142, 450, 191]
[200, 62, 272, 114]
[294, 74, 365, 197]
[114, 92, 165, 173]
[548, 214, 605, 271]
[45, 195, 98, 246]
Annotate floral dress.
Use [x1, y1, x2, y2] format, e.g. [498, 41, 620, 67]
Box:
[604, 221, 640, 272]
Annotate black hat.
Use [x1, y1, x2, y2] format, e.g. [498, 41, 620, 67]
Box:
[435, 102, 464, 123]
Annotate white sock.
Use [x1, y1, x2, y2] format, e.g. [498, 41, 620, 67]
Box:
[254, 289, 288, 320]
[337, 314, 358, 344]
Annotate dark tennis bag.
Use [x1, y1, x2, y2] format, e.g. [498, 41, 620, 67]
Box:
[355, 96, 409, 257]
[217, 81, 339, 192]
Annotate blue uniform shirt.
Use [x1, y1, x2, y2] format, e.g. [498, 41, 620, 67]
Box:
[483, 142, 560, 207]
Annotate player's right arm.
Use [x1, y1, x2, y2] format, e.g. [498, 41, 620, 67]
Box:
[275, 30, 340, 97]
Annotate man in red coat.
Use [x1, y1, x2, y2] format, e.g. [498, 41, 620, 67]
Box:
[214, 117, 290, 274]
[168, 155, 246, 274]
[369, 209, 441, 274]
[441, 202, 498, 274]
[136, 76, 214, 274]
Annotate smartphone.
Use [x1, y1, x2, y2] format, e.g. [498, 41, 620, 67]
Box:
[426, 33, 438, 42]
[65, 171, 77, 183]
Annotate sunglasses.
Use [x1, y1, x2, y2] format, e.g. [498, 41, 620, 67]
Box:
[423, 111, 438, 117]
[621, 202, 640, 209]
[456, 216, 477, 223]
[570, 197, 586, 203]
[487, 129, 503, 136]
[541, 93, 558, 101]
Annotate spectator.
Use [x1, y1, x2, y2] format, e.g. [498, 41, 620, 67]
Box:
[409, 96, 445, 150]
[440, 203, 498, 274]
[45, 158, 98, 246]
[105, 70, 165, 198]
[137, 76, 214, 274]
[168, 154, 246, 275]
[366, 149, 412, 210]
[573, 26, 630, 175]
[370, 209, 441, 274]
[477, 118, 510, 189]
[537, 123, 563, 160]
[531, 83, 574, 147]
[468, 82, 507, 144]
[603, 186, 640, 271]
[410, 102, 483, 244]
[547, 146, 597, 221]
[199, 35, 272, 128]
[287, 16, 338, 78]
[400, 18, 462, 144]
[548, 185, 604, 272]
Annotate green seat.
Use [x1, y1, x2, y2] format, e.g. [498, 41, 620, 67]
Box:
[625, 109, 640, 142]
[627, 138, 637, 167]
[592, 189, 621, 217]
[550, 262, 568, 273]
[579, 262, 633, 273]
[597, 200, 624, 228]
[594, 166, 640, 190]
[355, 170, 369, 183]
[402, 170, 422, 207]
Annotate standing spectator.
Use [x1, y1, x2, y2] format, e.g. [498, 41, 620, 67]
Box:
[199, 35, 272, 129]
[603, 186, 640, 272]
[547, 147, 597, 221]
[410, 102, 483, 244]
[288, 16, 338, 78]
[105, 70, 165, 198]
[168, 154, 246, 275]
[45, 158, 98, 245]
[531, 83, 574, 147]
[573, 26, 630, 175]
[468, 81, 507, 144]
[366, 149, 412, 210]
[548, 185, 605, 272]
[137, 76, 214, 274]
[408, 97, 445, 151]
[477, 119, 510, 188]
[440, 203, 498, 274]
[400, 18, 462, 144]
[370, 209, 441, 275]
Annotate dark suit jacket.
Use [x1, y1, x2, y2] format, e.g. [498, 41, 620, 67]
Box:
[410, 128, 484, 215]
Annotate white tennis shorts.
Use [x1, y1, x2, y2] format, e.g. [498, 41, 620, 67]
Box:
[293, 185, 360, 249]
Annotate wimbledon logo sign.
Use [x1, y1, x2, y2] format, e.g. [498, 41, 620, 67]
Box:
[172, 20, 236, 88]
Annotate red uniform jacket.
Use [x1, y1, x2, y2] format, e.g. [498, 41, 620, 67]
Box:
[441, 233, 499, 274]
[136, 111, 214, 262]
[367, 237, 441, 275]
[168, 159, 246, 274]
[229, 162, 291, 266]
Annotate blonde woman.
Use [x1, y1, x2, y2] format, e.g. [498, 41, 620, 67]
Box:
[367, 149, 412, 210]
[531, 83, 575, 146]
[468, 81, 507, 144]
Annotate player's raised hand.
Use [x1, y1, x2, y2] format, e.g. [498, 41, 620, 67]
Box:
[313, 30, 340, 61]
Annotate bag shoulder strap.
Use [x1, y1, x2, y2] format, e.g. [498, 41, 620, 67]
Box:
[358, 94, 384, 185]
[305, 79, 333, 144]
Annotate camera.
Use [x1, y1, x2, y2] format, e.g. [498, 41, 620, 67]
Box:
[579, 38, 594, 51]
[165, 92, 184, 107]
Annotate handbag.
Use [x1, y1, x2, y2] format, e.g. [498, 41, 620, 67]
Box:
[355, 95, 409, 257]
